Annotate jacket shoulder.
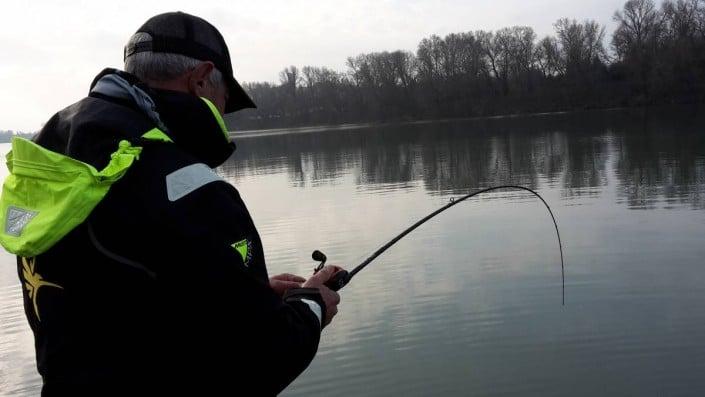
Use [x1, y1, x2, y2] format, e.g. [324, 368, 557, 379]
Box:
[33, 96, 155, 169]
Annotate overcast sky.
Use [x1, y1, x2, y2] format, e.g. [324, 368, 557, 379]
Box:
[1, 0, 627, 132]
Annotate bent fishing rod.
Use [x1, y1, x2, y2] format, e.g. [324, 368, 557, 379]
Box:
[313, 185, 565, 305]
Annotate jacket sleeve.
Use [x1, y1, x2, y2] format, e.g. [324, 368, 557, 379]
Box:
[122, 146, 325, 394]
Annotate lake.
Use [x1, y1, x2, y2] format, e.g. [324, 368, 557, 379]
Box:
[1, 107, 704, 396]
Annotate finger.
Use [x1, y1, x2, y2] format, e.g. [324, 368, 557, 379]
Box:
[278, 273, 306, 282]
[324, 305, 337, 324]
[310, 265, 336, 283]
[321, 286, 340, 304]
[321, 265, 340, 279]
[271, 280, 302, 290]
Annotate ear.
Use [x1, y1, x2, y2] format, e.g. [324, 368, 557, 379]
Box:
[187, 62, 215, 96]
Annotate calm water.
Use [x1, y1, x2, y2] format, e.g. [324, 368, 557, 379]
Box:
[1, 107, 704, 396]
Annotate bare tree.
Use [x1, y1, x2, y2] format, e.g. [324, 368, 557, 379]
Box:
[535, 36, 564, 77]
[279, 66, 300, 97]
[697, 0, 705, 38]
[507, 26, 537, 92]
[416, 35, 444, 82]
[612, 0, 664, 60]
[389, 50, 417, 90]
[554, 18, 606, 76]
[662, 0, 700, 39]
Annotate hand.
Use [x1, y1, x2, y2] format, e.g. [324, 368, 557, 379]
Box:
[303, 265, 344, 327]
[269, 273, 305, 297]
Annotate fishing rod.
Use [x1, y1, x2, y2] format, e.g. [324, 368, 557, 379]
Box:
[313, 185, 565, 305]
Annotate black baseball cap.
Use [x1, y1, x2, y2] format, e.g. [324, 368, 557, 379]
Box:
[124, 11, 256, 114]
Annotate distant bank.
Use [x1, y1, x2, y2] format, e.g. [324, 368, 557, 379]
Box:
[230, 104, 704, 138]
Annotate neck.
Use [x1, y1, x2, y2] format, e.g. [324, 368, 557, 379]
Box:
[145, 77, 189, 93]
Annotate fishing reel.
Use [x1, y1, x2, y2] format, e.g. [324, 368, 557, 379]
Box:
[312, 250, 349, 291]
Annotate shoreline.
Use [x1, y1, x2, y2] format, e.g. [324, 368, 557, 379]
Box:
[229, 104, 687, 139]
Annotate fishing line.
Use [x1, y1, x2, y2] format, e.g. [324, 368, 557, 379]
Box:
[314, 185, 565, 305]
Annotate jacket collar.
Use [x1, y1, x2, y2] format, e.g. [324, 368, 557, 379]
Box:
[89, 68, 236, 168]
[149, 88, 236, 168]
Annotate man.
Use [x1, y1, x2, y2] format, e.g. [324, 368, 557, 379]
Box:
[1, 12, 343, 396]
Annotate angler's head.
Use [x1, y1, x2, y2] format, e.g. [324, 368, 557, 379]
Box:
[123, 12, 256, 116]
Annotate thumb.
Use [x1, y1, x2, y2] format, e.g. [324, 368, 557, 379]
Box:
[310, 265, 337, 285]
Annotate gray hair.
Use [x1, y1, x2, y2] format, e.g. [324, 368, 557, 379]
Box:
[124, 32, 223, 87]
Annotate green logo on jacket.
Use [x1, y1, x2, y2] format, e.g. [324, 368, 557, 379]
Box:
[232, 239, 253, 267]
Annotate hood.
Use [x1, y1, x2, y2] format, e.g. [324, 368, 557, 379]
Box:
[89, 68, 236, 168]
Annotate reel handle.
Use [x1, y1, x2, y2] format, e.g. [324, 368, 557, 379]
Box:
[312, 250, 349, 291]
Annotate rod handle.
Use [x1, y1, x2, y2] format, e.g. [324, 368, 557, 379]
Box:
[325, 270, 349, 291]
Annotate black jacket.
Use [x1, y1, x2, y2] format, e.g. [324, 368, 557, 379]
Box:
[18, 69, 324, 396]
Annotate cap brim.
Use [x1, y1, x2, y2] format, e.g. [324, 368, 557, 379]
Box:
[225, 75, 256, 114]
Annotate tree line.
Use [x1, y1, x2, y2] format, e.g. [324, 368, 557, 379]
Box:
[227, 0, 705, 130]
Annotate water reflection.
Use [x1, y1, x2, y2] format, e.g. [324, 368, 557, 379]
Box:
[613, 109, 705, 209]
[225, 106, 705, 209]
